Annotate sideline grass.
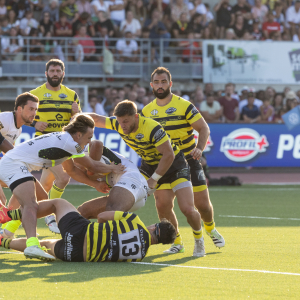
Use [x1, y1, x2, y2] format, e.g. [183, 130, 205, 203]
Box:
[1, 185, 300, 299]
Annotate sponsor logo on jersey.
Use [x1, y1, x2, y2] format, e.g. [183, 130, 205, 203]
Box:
[153, 128, 166, 143]
[66, 232, 73, 261]
[0, 121, 4, 130]
[47, 122, 69, 129]
[165, 107, 177, 114]
[75, 144, 83, 153]
[191, 107, 199, 117]
[220, 128, 268, 162]
[135, 133, 144, 140]
[43, 93, 52, 98]
[59, 93, 67, 99]
[55, 113, 63, 121]
[151, 109, 158, 116]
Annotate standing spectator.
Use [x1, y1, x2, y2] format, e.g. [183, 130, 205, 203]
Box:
[72, 12, 95, 36]
[60, 0, 79, 24]
[231, 12, 249, 38]
[54, 13, 72, 37]
[19, 10, 39, 36]
[94, 11, 114, 37]
[218, 83, 239, 122]
[116, 31, 138, 62]
[241, 91, 261, 123]
[251, 0, 268, 23]
[262, 11, 280, 38]
[215, 0, 232, 38]
[76, 0, 92, 15]
[260, 97, 274, 122]
[171, 12, 189, 38]
[200, 92, 223, 123]
[107, 0, 125, 28]
[0, 0, 7, 17]
[91, 0, 109, 17]
[187, 12, 203, 38]
[189, 0, 207, 19]
[171, 0, 190, 22]
[42, 0, 60, 23]
[39, 11, 54, 36]
[7, 9, 20, 33]
[74, 24, 96, 61]
[120, 10, 141, 37]
[286, 0, 300, 39]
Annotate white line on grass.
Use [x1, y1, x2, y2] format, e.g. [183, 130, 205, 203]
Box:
[132, 262, 300, 276]
[219, 215, 300, 221]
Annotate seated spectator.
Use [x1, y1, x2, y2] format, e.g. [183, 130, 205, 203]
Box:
[251, 19, 263, 40]
[251, 0, 268, 23]
[136, 87, 146, 103]
[171, 0, 190, 23]
[239, 86, 249, 101]
[42, 31, 55, 60]
[11, 0, 31, 20]
[60, 0, 79, 24]
[74, 24, 96, 61]
[286, 0, 300, 38]
[120, 10, 141, 38]
[200, 92, 223, 123]
[189, 0, 207, 19]
[28, 28, 44, 61]
[259, 97, 274, 122]
[55, 13, 73, 37]
[187, 13, 203, 39]
[76, 0, 92, 15]
[241, 91, 261, 123]
[201, 25, 215, 39]
[204, 83, 214, 97]
[284, 91, 299, 111]
[204, 3, 214, 24]
[180, 31, 201, 62]
[72, 12, 95, 36]
[0, 16, 10, 36]
[273, 2, 284, 28]
[128, 0, 147, 25]
[262, 11, 280, 38]
[107, 0, 126, 28]
[239, 89, 263, 112]
[42, 0, 59, 23]
[118, 89, 125, 101]
[225, 27, 236, 39]
[230, 0, 251, 26]
[1, 27, 24, 61]
[218, 83, 239, 122]
[272, 93, 284, 114]
[171, 12, 189, 38]
[265, 86, 275, 103]
[39, 11, 54, 36]
[0, 0, 7, 18]
[30, 0, 44, 21]
[94, 11, 114, 37]
[231, 12, 249, 38]
[116, 31, 138, 62]
[85, 95, 106, 115]
[7, 10, 20, 33]
[91, 0, 109, 18]
[215, 0, 232, 39]
[20, 10, 39, 36]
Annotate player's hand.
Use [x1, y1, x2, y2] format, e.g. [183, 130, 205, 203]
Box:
[147, 177, 157, 189]
[111, 162, 126, 174]
[190, 148, 202, 160]
[96, 181, 110, 193]
[35, 121, 48, 132]
[71, 101, 80, 115]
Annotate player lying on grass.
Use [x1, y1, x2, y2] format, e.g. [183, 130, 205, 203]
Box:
[0, 198, 176, 262]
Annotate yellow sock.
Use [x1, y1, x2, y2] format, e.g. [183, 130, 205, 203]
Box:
[193, 228, 203, 239]
[204, 220, 215, 233]
[49, 184, 64, 199]
[26, 237, 40, 248]
[1, 222, 8, 229]
[174, 232, 183, 245]
[4, 220, 21, 234]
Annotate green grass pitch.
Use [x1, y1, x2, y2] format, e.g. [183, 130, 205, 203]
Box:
[1, 185, 300, 299]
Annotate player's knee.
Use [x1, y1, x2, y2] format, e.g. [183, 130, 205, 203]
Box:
[180, 206, 198, 218]
[155, 198, 174, 212]
[56, 173, 70, 187]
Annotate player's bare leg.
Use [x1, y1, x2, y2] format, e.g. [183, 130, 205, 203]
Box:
[105, 186, 135, 211]
[78, 196, 109, 219]
[40, 168, 55, 193]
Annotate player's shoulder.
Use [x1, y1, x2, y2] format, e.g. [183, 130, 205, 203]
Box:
[140, 115, 161, 129]
[0, 111, 13, 125]
[173, 95, 193, 108]
[30, 83, 47, 95]
[142, 100, 157, 115]
[61, 84, 76, 96]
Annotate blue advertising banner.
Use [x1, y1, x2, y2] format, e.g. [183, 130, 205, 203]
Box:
[13, 124, 300, 167]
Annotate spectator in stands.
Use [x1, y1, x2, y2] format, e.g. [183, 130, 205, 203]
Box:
[181, 31, 201, 62]
[28, 28, 44, 61]
[188, 0, 207, 20]
[72, 12, 95, 36]
[54, 13, 73, 37]
[262, 11, 280, 38]
[171, 0, 190, 22]
[12, 0, 31, 20]
[285, 91, 298, 111]
[218, 83, 239, 122]
[204, 3, 214, 24]
[120, 10, 141, 38]
[42, 31, 56, 60]
[1, 27, 24, 61]
[137, 87, 146, 104]
[42, 0, 59, 23]
[201, 25, 215, 39]
[118, 89, 125, 101]
[241, 91, 261, 123]
[86, 95, 106, 115]
[187, 13, 203, 38]
[39, 11, 54, 36]
[265, 86, 276, 103]
[251, 19, 263, 40]
[230, 0, 251, 27]
[91, 0, 109, 18]
[272, 93, 284, 115]
[7, 10, 20, 33]
[273, 2, 285, 28]
[225, 27, 236, 39]
[239, 88, 262, 112]
[116, 31, 138, 62]
[256, 89, 266, 101]
[74, 24, 97, 61]
[251, 0, 268, 23]
[171, 12, 189, 38]
[239, 86, 249, 101]
[215, 0, 232, 39]
[30, 0, 44, 21]
[260, 97, 274, 122]
[200, 92, 223, 123]
[204, 83, 214, 97]
[0, 0, 7, 17]
[286, 0, 300, 39]
[0, 16, 10, 36]
[107, 0, 126, 28]
[231, 12, 249, 38]
[60, 0, 79, 24]
[20, 10, 39, 36]
[94, 11, 114, 37]
[192, 86, 204, 109]
[76, 0, 92, 15]
[128, 0, 147, 26]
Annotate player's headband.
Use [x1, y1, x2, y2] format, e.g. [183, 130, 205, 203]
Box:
[155, 223, 161, 244]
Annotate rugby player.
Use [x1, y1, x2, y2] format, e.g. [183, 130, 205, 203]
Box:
[0, 114, 124, 261]
[30, 59, 81, 228]
[87, 100, 206, 257]
[0, 198, 176, 262]
[141, 67, 225, 253]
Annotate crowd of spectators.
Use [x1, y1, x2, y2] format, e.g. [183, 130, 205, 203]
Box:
[1, 0, 300, 62]
[85, 82, 300, 123]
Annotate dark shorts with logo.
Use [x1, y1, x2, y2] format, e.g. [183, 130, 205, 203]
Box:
[54, 212, 91, 262]
[139, 151, 190, 186]
[185, 154, 207, 187]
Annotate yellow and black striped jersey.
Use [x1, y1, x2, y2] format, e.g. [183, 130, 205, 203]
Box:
[86, 211, 151, 262]
[142, 95, 202, 156]
[105, 115, 180, 165]
[30, 83, 81, 136]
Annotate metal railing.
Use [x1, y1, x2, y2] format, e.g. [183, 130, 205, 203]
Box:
[0, 36, 203, 80]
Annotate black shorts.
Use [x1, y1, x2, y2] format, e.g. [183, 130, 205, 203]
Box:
[139, 152, 190, 187]
[186, 154, 207, 191]
[54, 212, 91, 262]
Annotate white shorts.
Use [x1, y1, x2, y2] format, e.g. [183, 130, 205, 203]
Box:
[0, 156, 35, 191]
[110, 171, 149, 212]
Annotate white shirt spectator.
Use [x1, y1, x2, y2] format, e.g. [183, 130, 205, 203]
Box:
[188, 2, 207, 15]
[91, 0, 110, 15]
[19, 17, 39, 35]
[0, 5, 7, 16]
[108, 0, 125, 22]
[1, 35, 24, 54]
[239, 98, 263, 112]
[116, 39, 138, 57]
[200, 100, 221, 115]
[120, 18, 141, 35]
[85, 102, 106, 116]
[286, 5, 300, 28]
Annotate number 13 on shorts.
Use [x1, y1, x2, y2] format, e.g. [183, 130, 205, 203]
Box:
[118, 229, 142, 260]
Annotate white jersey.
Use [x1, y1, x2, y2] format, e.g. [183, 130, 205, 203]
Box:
[4, 131, 85, 172]
[0, 112, 22, 144]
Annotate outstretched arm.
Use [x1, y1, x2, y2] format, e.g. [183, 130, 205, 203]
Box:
[86, 113, 107, 128]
